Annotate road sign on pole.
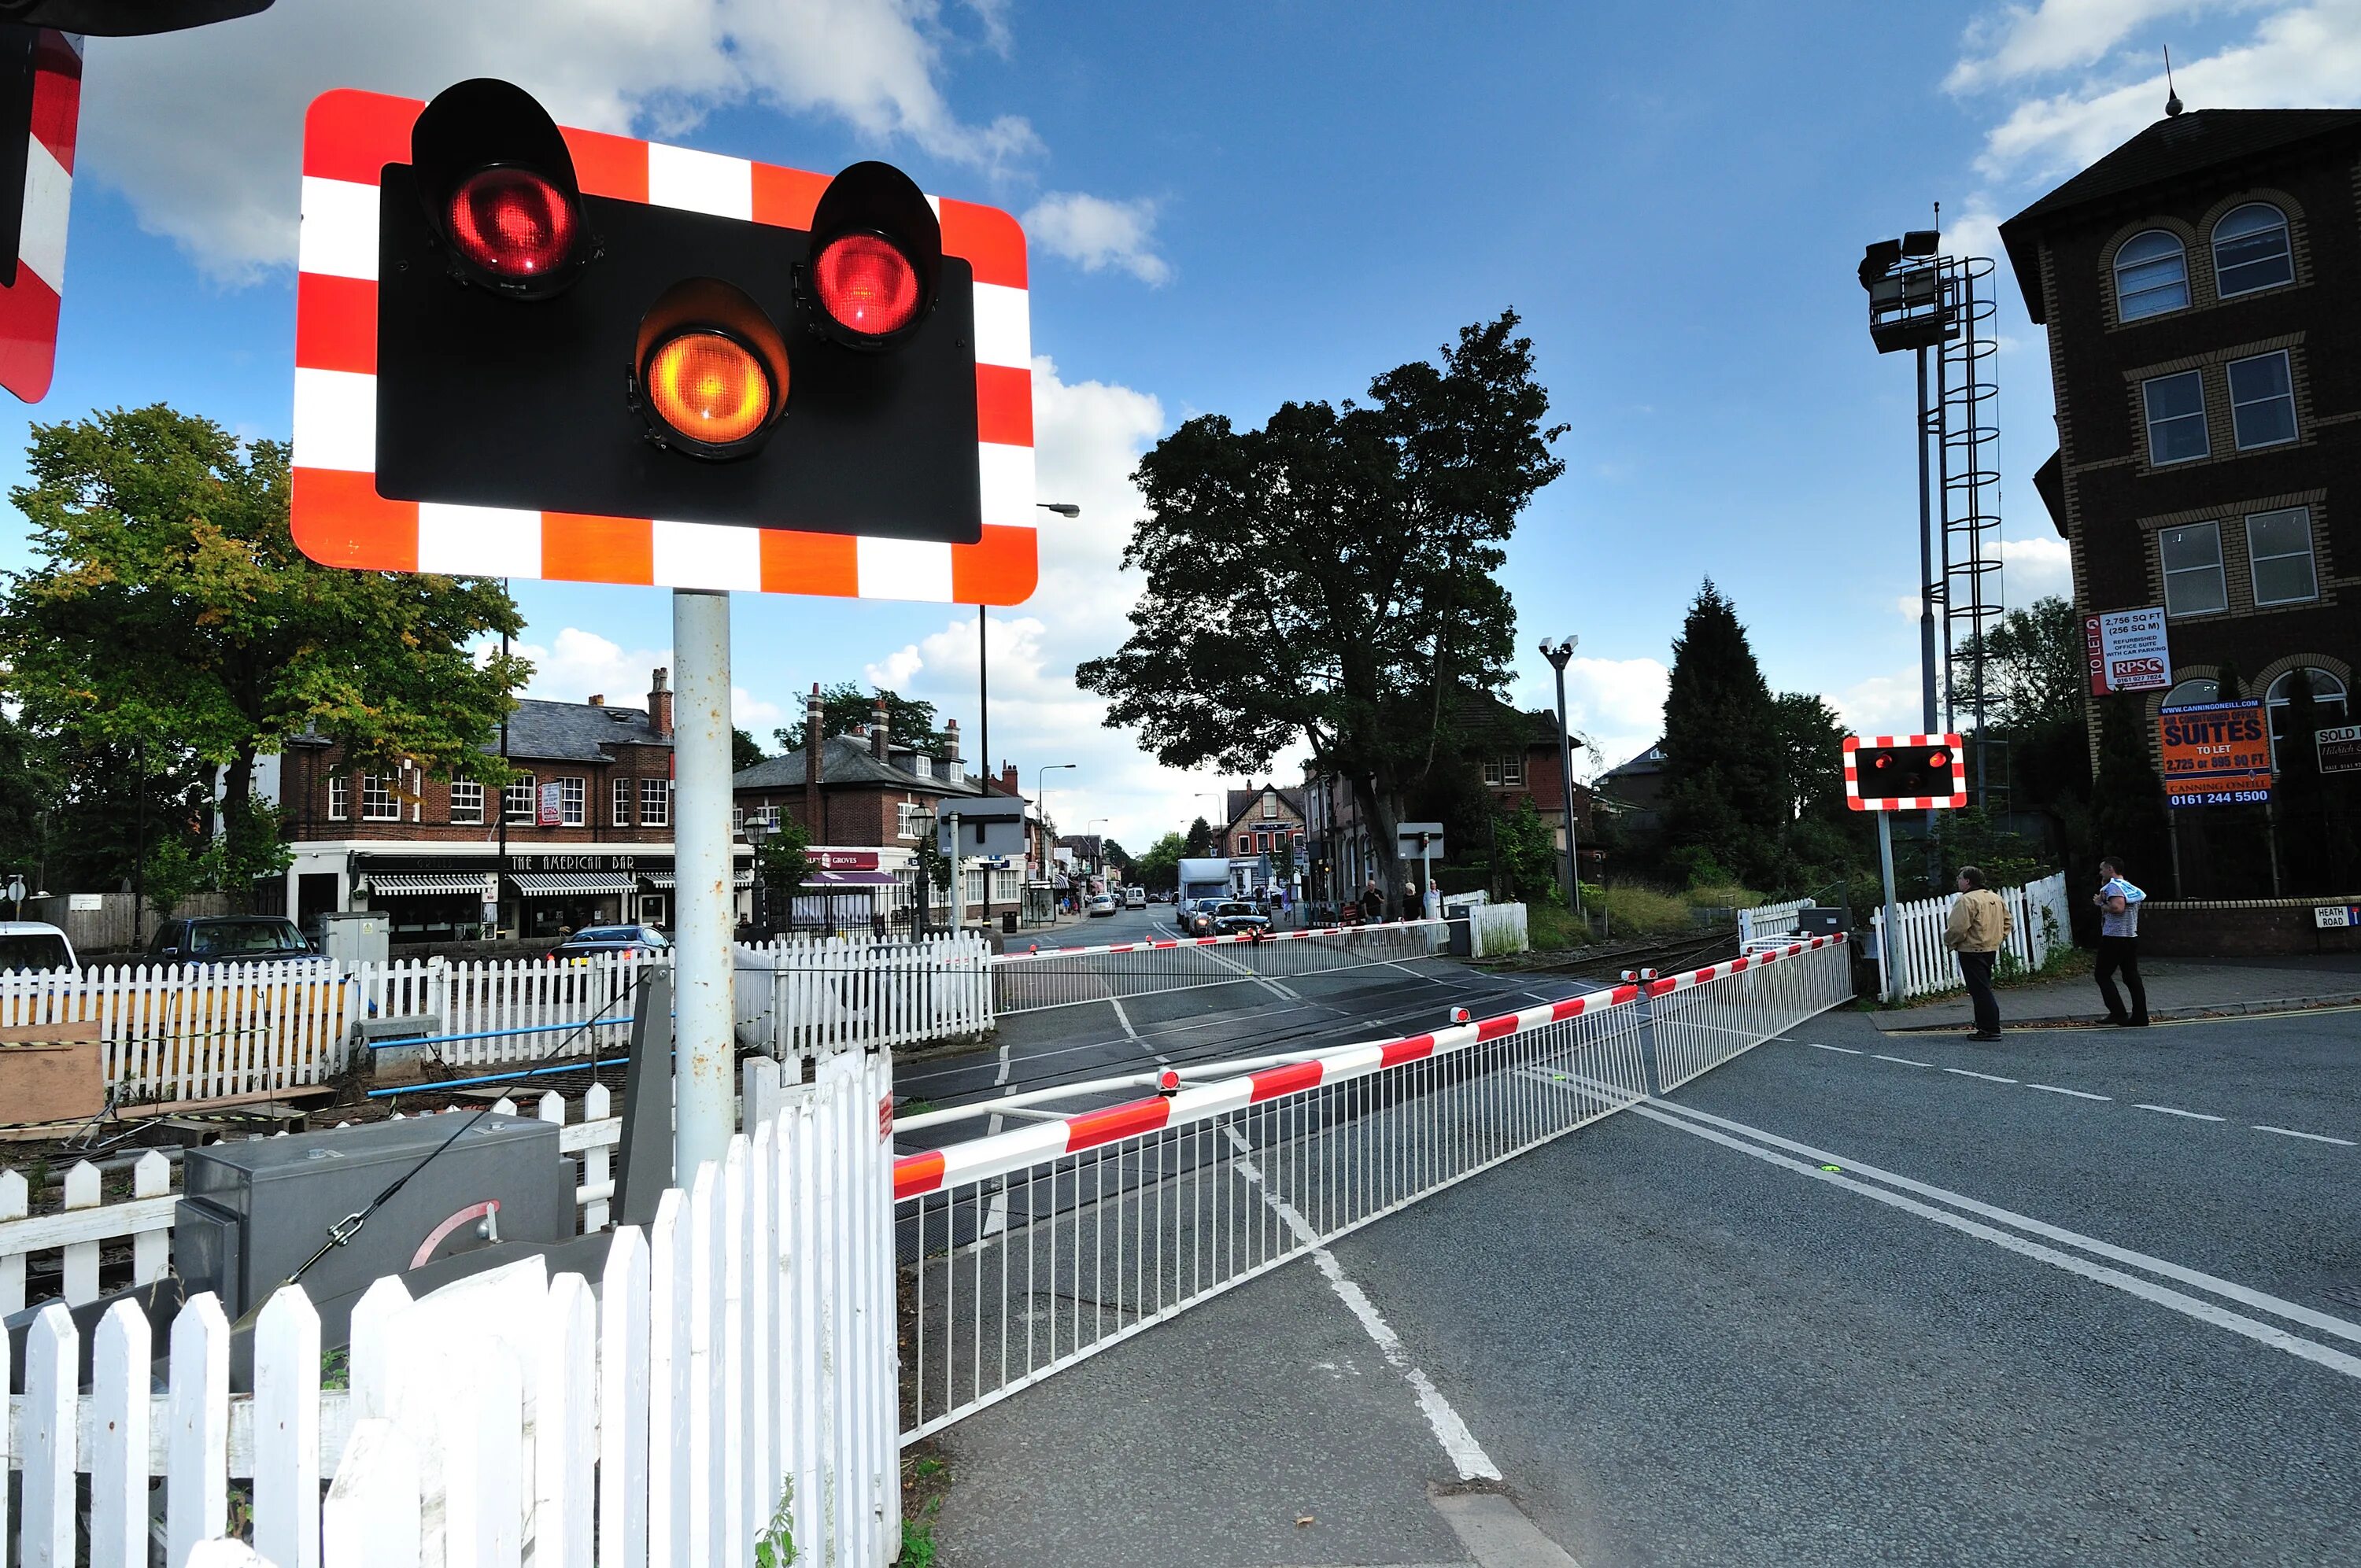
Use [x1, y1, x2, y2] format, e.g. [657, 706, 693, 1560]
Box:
[288, 78, 1039, 1179]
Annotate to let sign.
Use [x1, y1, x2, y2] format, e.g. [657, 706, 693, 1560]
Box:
[536, 781, 564, 827]
[2316, 723, 2361, 776]
[2086, 607, 2171, 695]
[2158, 699, 2272, 807]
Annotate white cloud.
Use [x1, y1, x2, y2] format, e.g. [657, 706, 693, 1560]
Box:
[2001, 534, 2075, 601]
[1963, 2, 2361, 183]
[79, 0, 1040, 279]
[501, 625, 774, 730]
[1947, 0, 2231, 91]
[1531, 656, 1669, 784]
[849, 356, 1206, 852]
[1019, 191, 1173, 285]
[1829, 670, 1933, 738]
[1897, 593, 1927, 622]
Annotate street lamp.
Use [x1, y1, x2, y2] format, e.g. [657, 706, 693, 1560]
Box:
[1538, 635, 1583, 921]
[1036, 502, 1081, 518]
[1036, 762, 1076, 876]
[1087, 816, 1110, 876]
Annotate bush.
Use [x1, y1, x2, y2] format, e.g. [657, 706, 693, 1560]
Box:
[1596, 883, 1691, 936]
[1679, 882, 1762, 909]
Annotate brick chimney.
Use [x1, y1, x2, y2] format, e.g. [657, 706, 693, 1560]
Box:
[1000, 762, 1018, 797]
[804, 682, 824, 837]
[870, 696, 890, 760]
[942, 718, 961, 785]
[647, 668, 671, 739]
[587, 694, 604, 707]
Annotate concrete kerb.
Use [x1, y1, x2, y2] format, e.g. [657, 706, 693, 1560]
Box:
[1873, 989, 2361, 1033]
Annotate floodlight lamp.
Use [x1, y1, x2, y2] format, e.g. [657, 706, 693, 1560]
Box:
[1858, 238, 1901, 290]
[1901, 229, 1940, 257]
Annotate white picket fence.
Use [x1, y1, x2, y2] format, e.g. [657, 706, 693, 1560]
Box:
[1736, 897, 1814, 945]
[1871, 872, 2071, 1002]
[2, 1051, 900, 1568]
[0, 932, 992, 1105]
[1467, 902, 1529, 957]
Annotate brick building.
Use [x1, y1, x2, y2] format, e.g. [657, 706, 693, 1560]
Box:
[275, 669, 752, 942]
[1221, 784, 1306, 863]
[2000, 106, 2360, 897]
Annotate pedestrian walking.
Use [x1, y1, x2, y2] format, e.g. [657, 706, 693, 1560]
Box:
[2092, 855, 2149, 1026]
[1942, 865, 2012, 1042]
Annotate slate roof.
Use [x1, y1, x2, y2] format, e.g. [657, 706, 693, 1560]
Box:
[1224, 784, 1306, 828]
[2000, 109, 2361, 323]
[478, 699, 665, 763]
[733, 733, 983, 795]
[1602, 743, 1666, 780]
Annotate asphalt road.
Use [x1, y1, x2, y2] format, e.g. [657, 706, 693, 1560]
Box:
[931, 1002, 2361, 1567]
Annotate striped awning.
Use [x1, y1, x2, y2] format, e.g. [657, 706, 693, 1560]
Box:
[641, 870, 755, 890]
[366, 873, 496, 896]
[507, 872, 640, 897]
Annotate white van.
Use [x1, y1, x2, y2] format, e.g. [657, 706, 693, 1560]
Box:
[0, 921, 78, 973]
[1124, 886, 1147, 909]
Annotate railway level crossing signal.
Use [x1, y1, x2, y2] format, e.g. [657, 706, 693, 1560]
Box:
[1843, 733, 1964, 1004]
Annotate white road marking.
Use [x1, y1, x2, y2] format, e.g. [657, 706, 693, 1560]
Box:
[1806, 1042, 1862, 1055]
[1633, 1104, 2361, 1382]
[2027, 1083, 2112, 1101]
[1221, 1124, 1499, 1481]
[1944, 1068, 2018, 1083]
[2137, 1103, 2226, 1123]
[1107, 994, 1171, 1064]
[1873, 1053, 1932, 1068]
[1642, 1096, 2361, 1351]
[2253, 1124, 2357, 1147]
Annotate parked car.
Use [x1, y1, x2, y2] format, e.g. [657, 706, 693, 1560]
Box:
[147, 916, 318, 965]
[1124, 886, 1147, 909]
[1203, 900, 1272, 938]
[549, 924, 672, 962]
[0, 920, 76, 973]
[1087, 893, 1118, 918]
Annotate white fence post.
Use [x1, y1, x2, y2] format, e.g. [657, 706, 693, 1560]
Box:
[255, 1287, 325, 1568]
[168, 1293, 232, 1565]
[92, 1301, 151, 1568]
[324, 1419, 423, 1568]
[24, 1304, 76, 1568]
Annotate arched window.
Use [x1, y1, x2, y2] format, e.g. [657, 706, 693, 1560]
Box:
[2162, 677, 2219, 709]
[2265, 667, 2349, 765]
[2113, 230, 2188, 320]
[2213, 204, 2293, 297]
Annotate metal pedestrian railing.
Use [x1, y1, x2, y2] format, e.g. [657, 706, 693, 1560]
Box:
[989, 917, 1450, 1015]
[894, 933, 1852, 1439]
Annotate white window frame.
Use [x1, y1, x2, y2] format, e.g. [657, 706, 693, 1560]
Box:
[361, 773, 400, 822]
[2212, 203, 2293, 298]
[1236, 835, 1250, 854]
[613, 777, 633, 827]
[2245, 507, 2318, 607]
[449, 780, 484, 825]
[504, 775, 537, 824]
[641, 777, 671, 827]
[2162, 678, 2219, 709]
[2266, 668, 2350, 766]
[2159, 522, 2227, 618]
[2113, 230, 2189, 321]
[327, 774, 348, 821]
[1502, 755, 1525, 788]
[1480, 759, 1503, 786]
[2226, 351, 2297, 451]
[733, 806, 745, 832]
[897, 801, 921, 839]
[560, 777, 586, 826]
[2142, 371, 2208, 466]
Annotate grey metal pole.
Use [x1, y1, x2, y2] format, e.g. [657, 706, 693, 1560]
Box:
[1552, 659, 1581, 919]
[1916, 346, 1938, 736]
[671, 588, 736, 1180]
[1876, 809, 1902, 1006]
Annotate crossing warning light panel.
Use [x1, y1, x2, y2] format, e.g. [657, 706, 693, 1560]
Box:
[1843, 733, 1967, 811]
[292, 79, 1037, 604]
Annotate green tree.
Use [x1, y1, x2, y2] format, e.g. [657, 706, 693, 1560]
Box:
[733, 727, 767, 773]
[1134, 830, 1185, 891]
[1971, 596, 2084, 734]
[1659, 581, 1787, 886]
[1270, 832, 1297, 887]
[751, 814, 811, 926]
[1181, 816, 1215, 859]
[0, 407, 527, 886]
[2089, 694, 2171, 895]
[777, 684, 948, 755]
[1770, 692, 1849, 823]
[1492, 799, 1560, 902]
[1078, 313, 1565, 907]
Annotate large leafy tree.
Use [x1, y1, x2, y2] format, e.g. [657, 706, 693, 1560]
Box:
[1180, 816, 1215, 859]
[733, 727, 767, 773]
[1079, 313, 1565, 902]
[1134, 830, 1185, 891]
[1659, 581, 1787, 886]
[0, 407, 527, 881]
[1971, 596, 2083, 734]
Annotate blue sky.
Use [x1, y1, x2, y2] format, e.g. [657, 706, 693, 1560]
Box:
[9, 0, 2357, 852]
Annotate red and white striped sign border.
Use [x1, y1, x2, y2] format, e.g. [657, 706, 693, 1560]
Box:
[0, 31, 79, 404]
[894, 932, 1849, 1198]
[994, 916, 1447, 965]
[1842, 732, 1968, 812]
[292, 89, 1036, 603]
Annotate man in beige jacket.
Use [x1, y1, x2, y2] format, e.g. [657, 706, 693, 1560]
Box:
[1943, 865, 2012, 1042]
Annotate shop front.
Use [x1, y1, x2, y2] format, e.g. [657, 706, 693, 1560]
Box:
[359, 871, 501, 944]
[327, 846, 753, 945]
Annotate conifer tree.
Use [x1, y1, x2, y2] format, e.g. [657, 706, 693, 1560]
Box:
[1660, 581, 1789, 885]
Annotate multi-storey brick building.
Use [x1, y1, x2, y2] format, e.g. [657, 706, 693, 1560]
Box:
[275, 670, 753, 942]
[1221, 784, 1306, 865]
[2001, 106, 2359, 898]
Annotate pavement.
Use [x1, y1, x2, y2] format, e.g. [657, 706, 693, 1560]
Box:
[924, 994, 2361, 1566]
[1870, 951, 2361, 1032]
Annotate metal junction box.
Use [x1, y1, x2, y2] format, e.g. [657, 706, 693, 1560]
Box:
[172, 1112, 571, 1328]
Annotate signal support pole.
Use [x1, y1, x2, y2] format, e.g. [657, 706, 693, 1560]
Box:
[1875, 810, 1902, 1006]
[672, 588, 737, 1180]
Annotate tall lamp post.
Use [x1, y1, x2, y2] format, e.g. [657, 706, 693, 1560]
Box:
[1036, 762, 1075, 884]
[1538, 635, 1583, 921]
[1087, 817, 1110, 880]
[970, 500, 1082, 805]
